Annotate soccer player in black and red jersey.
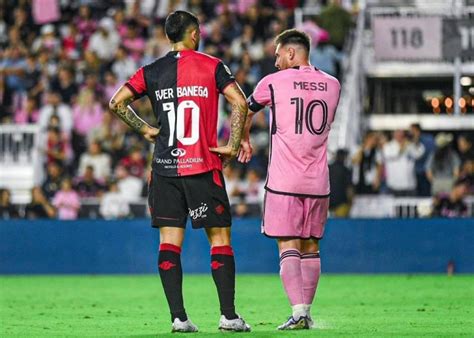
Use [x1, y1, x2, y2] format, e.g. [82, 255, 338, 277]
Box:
[109, 11, 250, 333]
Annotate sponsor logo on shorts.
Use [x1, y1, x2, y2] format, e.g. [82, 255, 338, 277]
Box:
[171, 148, 186, 157]
[189, 203, 208, 220]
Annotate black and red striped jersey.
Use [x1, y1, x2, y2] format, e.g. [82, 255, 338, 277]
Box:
[125, 50, 235, 177]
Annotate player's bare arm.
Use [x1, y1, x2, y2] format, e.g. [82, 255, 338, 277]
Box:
[209, 82, 248, 165]
[109, 86, 160, 143]
[237, 110, 256, 163]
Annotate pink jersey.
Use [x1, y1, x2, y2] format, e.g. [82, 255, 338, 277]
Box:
[248, 65, 340, 196]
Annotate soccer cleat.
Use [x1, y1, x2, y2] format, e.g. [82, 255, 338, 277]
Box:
[277, 315, 310, 330]
[307, 316, 314, 329]
[218, 314, 251, 332]
[171, 318, 199, 333]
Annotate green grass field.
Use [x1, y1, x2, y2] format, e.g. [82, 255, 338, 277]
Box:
[1, 275, 473, 337]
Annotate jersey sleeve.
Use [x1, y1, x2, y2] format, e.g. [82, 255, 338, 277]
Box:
[125, 67, 147, 97]
[215, 62, 235, 93]
[247, 76, 271, 112]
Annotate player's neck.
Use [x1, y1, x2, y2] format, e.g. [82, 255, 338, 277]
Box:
[291, 60, 311, 68]
[171, 41, 196, 52]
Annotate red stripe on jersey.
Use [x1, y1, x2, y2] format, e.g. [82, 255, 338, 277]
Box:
[126, 67, 146, 96]
[176, 50, 222, 176]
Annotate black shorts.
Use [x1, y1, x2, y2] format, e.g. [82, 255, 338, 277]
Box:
[148, 170, 231, 229]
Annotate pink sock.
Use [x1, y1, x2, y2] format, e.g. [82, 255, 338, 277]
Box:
[279, 249, 304, 306]
[301, 252, 321, 305]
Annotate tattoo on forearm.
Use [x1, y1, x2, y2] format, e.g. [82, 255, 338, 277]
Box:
[229, 100, 247, 152]
[110, 98, 146, 132]
[226, 83, 248, 152]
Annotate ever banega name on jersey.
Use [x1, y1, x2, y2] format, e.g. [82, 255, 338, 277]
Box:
[155, 86, 209, 101]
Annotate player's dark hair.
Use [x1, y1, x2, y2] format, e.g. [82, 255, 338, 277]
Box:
[274, 29, 311, 54]
[165, 10, 199, 43]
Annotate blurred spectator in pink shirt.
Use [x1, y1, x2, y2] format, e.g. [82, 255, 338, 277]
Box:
[72, 89, 104, 137]
[32, 0, 60, 24]
[298, 19, 330, 50]
[122, 21, 146, 63]
[113, 8, 129, 39]
[14, 96, 39, 124]
[52, 178, 81, 220]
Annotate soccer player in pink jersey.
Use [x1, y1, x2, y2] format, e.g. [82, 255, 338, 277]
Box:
[238, 29, 341, 330]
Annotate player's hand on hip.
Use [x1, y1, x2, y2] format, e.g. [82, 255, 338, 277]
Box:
[141, 125, 160, 143]
[209, 145, 238, 167]
[237, 139, 253, 163]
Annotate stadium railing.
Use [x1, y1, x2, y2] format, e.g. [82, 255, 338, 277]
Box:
[328, 4, 366, 154]
[0, 124, 42, 203]
[350, 195, 474, 218]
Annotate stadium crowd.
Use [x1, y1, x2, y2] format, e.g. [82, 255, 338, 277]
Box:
[329, 127, 474, 218]
[3, 1, 469, 220]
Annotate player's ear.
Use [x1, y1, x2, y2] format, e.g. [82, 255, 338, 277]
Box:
[190, 28, 200, 47]
[288, 47, 295, 60]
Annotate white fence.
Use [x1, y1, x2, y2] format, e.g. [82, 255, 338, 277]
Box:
[0, 124, 42, 203]
[350, 195, 474, 218]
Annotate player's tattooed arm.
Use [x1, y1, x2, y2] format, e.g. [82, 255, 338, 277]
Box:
[225, 82, 248, 154]
[209, 82, 248, 166]
[109, 85, 159, 143]
[109, 97, 146, 132]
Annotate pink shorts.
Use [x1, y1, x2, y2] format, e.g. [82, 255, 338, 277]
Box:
[262, 191, 329, 239]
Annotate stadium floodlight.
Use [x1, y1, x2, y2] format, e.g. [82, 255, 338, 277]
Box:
[460, 76, 472, 86]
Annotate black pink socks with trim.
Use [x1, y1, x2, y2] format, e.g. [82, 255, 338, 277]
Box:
[211, 245, 238, 320]
[158, 243, 187, 322]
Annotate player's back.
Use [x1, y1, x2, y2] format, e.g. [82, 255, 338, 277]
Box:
[261, 66, 340, 196]
[127, 50, 235, 177]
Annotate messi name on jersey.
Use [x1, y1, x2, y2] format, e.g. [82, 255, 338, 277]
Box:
[155, 86, 209, 101]
[293, 81, 327, 91]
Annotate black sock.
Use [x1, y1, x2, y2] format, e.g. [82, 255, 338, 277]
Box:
[211, 245, 238, 320]
[158, 243, 187, 322]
